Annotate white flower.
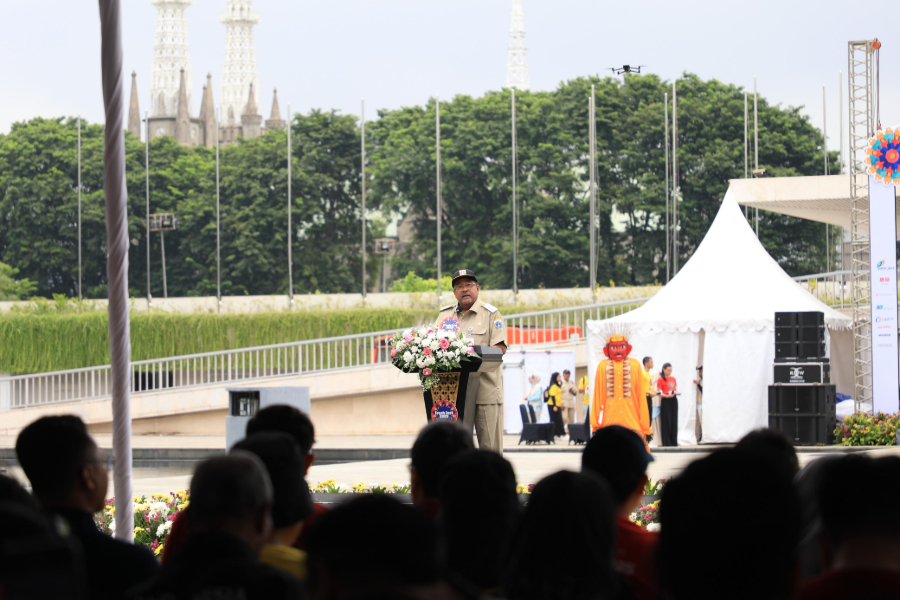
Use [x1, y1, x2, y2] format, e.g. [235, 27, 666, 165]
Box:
[430, 341, 440, 350]
[417, 357, 427, 369]
[646, 523, 661, 532]
[426, 357, 435, 366]
[156, 520, 173, 537]
[403, 351, 412, 363]
[109, 519, 117, 532]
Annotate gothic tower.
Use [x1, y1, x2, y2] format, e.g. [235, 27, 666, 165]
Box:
[150, 0, 194, 116]
[220, 0, 260, 121]
[128, 71, 141, 138]
[505, 0, 530, 91]
[266, 88, 286, 130]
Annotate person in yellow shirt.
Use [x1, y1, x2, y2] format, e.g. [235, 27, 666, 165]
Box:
[578, 374, 590, 422]
[591, 330, 652, 447]
[547, 372, 565, 436]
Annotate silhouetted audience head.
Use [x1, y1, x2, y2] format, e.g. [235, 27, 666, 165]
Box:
[0, 474, 38, 510]
[410, 421, 474, 513]
[816, 455, 900, 568]
[307, 495, 439, 600]
[735, 428, 800, 478]
[438, 450, 520, 592]
[794, 454, 841, 578]
[15, 415, 108, 512]
[658, 448, 801, 600]
[232, 431, 314, 544]
[247, 404, 317, 473]
[582, 425, 653, 512]
[503, 470, 617, 600]
[188, 453, 274, 553]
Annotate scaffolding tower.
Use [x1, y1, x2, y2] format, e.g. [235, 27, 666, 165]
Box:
[848, 40, 876, 411]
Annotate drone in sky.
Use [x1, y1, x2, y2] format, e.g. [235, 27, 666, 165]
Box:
[610, 65, 645, 75]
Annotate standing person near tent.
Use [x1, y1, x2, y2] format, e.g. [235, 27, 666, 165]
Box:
[546, 372, 565, 436]
[642, 357, 662, 447]
[657, 363, 679, 447]
[591, 326, 652, 447]
[578, 373, 590, 423]
[524, 374, 543, 421]
[561, 370, 578, 425]
[693, 366, 703, 443]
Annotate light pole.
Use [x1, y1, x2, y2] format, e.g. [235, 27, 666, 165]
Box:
[287, 103, 293, 307]
[77, 115, 82, 301]
[672, 82, 679, 275]
[215, 108, 221, 310]
[754, 76, 759, 236]
[361, 99, 367, 299]
[436, 97, 442, 300]
[664, 93, 669, 283]
[145, 110, 151, 306]
[511, 88, 518, 297]
[589, 85, 597, 298]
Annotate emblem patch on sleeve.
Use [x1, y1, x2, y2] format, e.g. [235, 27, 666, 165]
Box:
[495, 319, 503, 329]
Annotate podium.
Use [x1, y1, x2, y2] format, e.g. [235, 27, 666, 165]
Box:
[423, 346, 504, 429]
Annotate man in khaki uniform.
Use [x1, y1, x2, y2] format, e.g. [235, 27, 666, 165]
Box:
[560, 369, 578, 425]
[434, 269, 507, 453]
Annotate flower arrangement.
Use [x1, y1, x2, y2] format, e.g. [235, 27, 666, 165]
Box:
[630, 499, 661, 532]
[834, 411, 900, 446]
[96, 490, 190, 556]
[389, 325, 476, 390]
[643, 478, 666, 496]
[309, 479, 411, 494]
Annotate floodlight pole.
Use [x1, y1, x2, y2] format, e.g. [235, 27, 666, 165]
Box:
[839, 70, 844, 270]
[589, 86, 597, 297]
[287, 103, 293, 307]
[436, 97, 442, 301]
[744, 92, 749, 219]
[824, 85, 830, 270]
[215, 108, 221, 311]
[754, 76, 759, 236]
[145, 110, 151, 306]
[512, 88, 518, 297]
[664, 92, 669, 283]
[361, 99, 367, 300]
[672, 81, 678, 275]
[77, 115, 82, 301]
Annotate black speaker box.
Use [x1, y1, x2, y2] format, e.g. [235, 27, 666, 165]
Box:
[775, 311, 825, 327]
[773, 362, 830, 384]
[775, 341, 826, 360]
[775, 326, 825, 343]
[768, 384, 836, 445]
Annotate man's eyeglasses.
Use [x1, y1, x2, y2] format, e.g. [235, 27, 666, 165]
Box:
[453, 282, 477, 292]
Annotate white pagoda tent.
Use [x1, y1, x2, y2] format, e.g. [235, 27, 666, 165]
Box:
[587, 192, 853, 444]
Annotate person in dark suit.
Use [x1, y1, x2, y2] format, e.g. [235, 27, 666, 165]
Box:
[15, 415, 160, 600]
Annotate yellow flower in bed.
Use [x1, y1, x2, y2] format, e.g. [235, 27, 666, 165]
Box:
[154, 544, 164, 556]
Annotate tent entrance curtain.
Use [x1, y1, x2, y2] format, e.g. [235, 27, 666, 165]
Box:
[587, 328, 700, 446]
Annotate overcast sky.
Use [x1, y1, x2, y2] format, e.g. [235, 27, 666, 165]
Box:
[0, 0, 892, 165]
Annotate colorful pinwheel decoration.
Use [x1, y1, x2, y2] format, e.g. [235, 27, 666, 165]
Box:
[867, 128, 900, 186]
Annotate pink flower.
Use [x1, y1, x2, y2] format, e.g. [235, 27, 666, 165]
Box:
[423, 368, 432, 376]
[404, 335, 414, 343]
[440, 339, 450, 350]
[391, 348, 398, 357]
[427, 328, 433, 334]
[466, 347, 475, 354]
[423, 347, 432, 356]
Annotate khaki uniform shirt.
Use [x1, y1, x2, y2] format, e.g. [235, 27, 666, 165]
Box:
[433, 298, 506, 405]
[561, 380, 578, 408]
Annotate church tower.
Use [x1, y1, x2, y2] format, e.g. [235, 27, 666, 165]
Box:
[128, 71, 141, 139]
[150, 0, 194, 116]
[266, 88, 286, 130]
[220, 0, 260, 121]
[505, 0, 530, 90]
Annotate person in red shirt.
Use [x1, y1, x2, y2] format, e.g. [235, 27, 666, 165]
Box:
[656, 363, 678, 447]
[162, 404, 326, 564]
[796, 455, 900, 600]
[581, 425, 660, 600]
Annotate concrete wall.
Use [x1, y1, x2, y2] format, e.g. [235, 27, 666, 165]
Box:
[0, 286, 658, 315]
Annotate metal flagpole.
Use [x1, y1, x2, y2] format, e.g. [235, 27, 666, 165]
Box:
[839, 70, 844, 270]
[664, 92, 670, 283]
[744, 92, 749, 218]
[672, 81, 678, 274]
[160, 231, 167, 297]
[145, 110, 151, 305]
[824, 85, 830, 270]
[754, 76, 759, 236]
[511, 89, 518, 297]
[287, 103, 293, 306]
[436, 97, 442, 300]
[78, 115, 82, 301]
[589, 86, 596, 297]
[215, 108, 221, 311]
[361, 99, 366, 300]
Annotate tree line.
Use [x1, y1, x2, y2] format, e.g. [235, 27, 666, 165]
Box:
[0, 73, 838, 300]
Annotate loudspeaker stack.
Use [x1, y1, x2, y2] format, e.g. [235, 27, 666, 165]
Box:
[768, 311, 835, 445]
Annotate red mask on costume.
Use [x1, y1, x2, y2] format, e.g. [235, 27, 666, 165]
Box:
[603, 337, 632, 363]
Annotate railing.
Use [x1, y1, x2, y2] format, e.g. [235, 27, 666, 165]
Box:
[0, 297, 651, 409]
[792, 270, 852, 309]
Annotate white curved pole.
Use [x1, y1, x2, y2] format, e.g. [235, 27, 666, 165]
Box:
[98, 0, 134, 542]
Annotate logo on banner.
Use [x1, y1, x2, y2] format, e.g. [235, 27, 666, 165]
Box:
[880, 277, 892, 283]
[439, 316, 461, 333]
[877, 317, 895, 323]
[868, 129, 900, 186]
[430, 400, 459, 421]
[789, 367, 805, 382]
[878, 305, 884, 310]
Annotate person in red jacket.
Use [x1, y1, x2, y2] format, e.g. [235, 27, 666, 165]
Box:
[581, 425, 660, 600]
[656, 363, 678, 447]
[162, 405, 326, 565]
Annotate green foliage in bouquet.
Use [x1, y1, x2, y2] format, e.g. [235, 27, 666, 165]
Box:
[833, 412, 900, 446]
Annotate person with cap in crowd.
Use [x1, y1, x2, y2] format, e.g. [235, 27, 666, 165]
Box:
[582, 425, 661, 600]
[433, 269, 508, 454]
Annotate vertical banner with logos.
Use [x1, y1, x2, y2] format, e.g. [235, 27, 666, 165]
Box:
[868, 175, 900, 414]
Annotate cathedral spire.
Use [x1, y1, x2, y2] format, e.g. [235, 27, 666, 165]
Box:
[221, 1, 260, 119]
[243, 83, 258, 116]
[174, 68, 192, 145]
[199, 73, 217, 148]
[128, 71, 141, 138]
[266, 88, 286, 130]
[505, 0, 530, 91]
[150, 0, 193, 116]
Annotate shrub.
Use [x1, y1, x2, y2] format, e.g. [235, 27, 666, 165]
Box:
[833, 411, 900, 446]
